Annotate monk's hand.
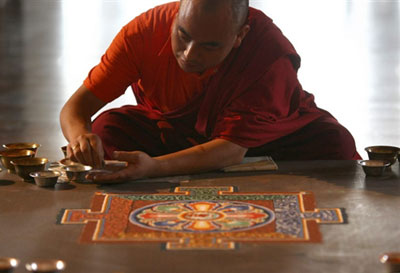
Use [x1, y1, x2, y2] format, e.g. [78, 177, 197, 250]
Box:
[88, 151, 159, 184]
[67, 133, 104, 169]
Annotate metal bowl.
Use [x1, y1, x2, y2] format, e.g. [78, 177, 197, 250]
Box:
[11, 157, 48, 181]
[63, 164, 92, 182]
[365, 146, 400, 165]
[59, 158, 81, 166]
[0, 257, 19, 272]
[30, 171, 61, 187]
[0, 149, 35, 172]
[358, 160, 391, 177]
[25, 259, 66, 273]
[3, 142, 40, 154]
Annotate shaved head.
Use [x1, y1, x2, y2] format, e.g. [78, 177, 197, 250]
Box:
[172, 0, 251, 73]
[180, 0, 249, 30]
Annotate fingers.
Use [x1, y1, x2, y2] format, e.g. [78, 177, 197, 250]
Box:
[89, 152, 146, 184]
[88, 168, 134, 184]
[78, 140, 94, 165]
[89, 137, 104, 168]
[66, 142, 81, 162]
[66, 145, 74, 159]
[85, 151, 154, 184]
[67, 140, 90, 165]
[67, 134, 104, 168]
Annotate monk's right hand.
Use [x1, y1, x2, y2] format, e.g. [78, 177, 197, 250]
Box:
[67, 133, 104, 169]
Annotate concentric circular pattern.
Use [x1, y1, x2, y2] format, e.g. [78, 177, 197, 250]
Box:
[130, 201, 275, 233]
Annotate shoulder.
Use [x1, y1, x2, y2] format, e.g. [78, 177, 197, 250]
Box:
[123, 2, 179, 36]
[113, 2, 179, 57]
[248, 7, 273, 26]
[238, 6, 299, 68]
[144, 2, 180, 24]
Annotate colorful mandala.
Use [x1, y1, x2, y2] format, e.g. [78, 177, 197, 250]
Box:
[60, 187, 346, 249]
[129, 201, 275, 233]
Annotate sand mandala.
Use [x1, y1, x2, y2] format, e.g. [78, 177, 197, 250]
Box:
[131, 200, 275, 233]
[58, 186, 345, 250]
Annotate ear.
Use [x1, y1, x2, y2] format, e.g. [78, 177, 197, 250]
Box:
[233, 24, 250, 48]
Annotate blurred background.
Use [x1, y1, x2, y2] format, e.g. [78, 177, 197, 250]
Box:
[0, 0, 399, 160]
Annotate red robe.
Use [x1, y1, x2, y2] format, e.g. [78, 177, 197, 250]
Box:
[91, 3, 360, 159]
[132, 7, 324, 147]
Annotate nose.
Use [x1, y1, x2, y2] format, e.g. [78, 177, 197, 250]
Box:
[183, 41, 198, 61]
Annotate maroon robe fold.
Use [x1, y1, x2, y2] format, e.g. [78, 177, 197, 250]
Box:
[132, 8, 325, 147]
[92, 6, 360, 160]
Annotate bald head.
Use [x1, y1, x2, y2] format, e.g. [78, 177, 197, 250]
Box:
[180, 0, 249, 30]
[172, 0, 251, 73]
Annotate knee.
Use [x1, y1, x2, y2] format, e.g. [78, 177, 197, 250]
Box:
[92, 109, 124, 137]
[323, 123, 358, 160]
[91, 109, 126, 159]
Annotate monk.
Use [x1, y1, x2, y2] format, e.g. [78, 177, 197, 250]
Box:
[60, 0, 360, 183]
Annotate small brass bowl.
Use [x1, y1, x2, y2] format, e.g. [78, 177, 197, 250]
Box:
[59, 158, 80, 166]
[358, 160, 390, 177]
[30, 171, 61, 187]
[0, 257, 19, 272]
[365, 146, 400, 165]
[64, 164, 92, 182]
[25, 259, 66, 272]
[380, 253, 400, 273]
[0, 149, 35, 172]
[3, 142, 40, 154]
[11, 158, 48, 181]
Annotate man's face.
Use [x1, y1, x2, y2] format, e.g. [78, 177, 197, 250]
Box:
[171, 1, 246, 74]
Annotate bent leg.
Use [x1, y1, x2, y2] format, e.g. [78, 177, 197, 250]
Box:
[92, 107, 166, 159]
[92, 106, 207, 159]
[246, 116, 361, 160]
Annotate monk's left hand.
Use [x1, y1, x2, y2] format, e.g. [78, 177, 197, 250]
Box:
[88, 151, 159, 184]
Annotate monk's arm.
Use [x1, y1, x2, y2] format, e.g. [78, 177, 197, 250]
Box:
[60, 84, 107, 167]
[91, 139, 248, 182]
[154, 138, 247, 176]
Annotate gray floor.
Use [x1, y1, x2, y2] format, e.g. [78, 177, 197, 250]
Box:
[0, 0, 399, 161]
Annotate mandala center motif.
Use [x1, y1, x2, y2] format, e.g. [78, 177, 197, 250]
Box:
[180, 211, 224, 221]
[130, 201, 275, 233]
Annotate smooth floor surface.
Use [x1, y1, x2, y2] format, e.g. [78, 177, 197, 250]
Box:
[0, 0, 399, 160]
[0, 160, 399, 273]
